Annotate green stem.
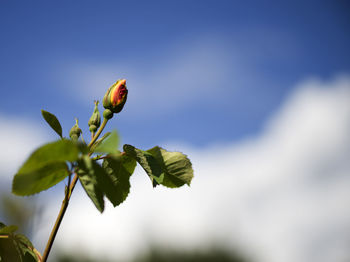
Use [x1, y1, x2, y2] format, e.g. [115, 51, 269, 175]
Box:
[41, 175, 77, 262]
[42, 117, 109, 262]
[88, 118, 108, 148]
[80, 133, 86, 145]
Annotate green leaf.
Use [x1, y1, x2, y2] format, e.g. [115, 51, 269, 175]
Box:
[14, 234, 33, 250]
[123, 145, 194, 188]
[23, 252, 37, 262]
[147, 146, 193, 188]
[12, 139, 85, 195]
[93, 130, 119, 154]
[123, 145, 163, 187]
[0, 224, 40, 262]
[14, 234, 40, 262]
[17, 139, 80, 174]
[0, 238, 21, 262]
[81, 158, 117, 207]
[90, 132, 111, 152]
[102, 154, 136, 206]
[13, 162, 69, 196]
[78, 153, 136, 209]
[77, 156, 105, 213]
[0, 225, 18, 234]
[12, 139, 84, 196]
[41, 110, 63, 138]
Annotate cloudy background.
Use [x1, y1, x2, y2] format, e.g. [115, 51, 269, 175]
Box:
[1, 1, 350, 262]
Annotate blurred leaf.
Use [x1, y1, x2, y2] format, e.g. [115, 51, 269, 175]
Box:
[17, 140, 80, 174]
[102, 154, 136, 206]
[77, 156, 104, 213]
[123, 145, 193, 188]
[90, 132, 111, 152]
[0, 222, 41, 262]
[76, 142, 89, 155]
[14, 234, 41, 262]
[14, 234, 33, 249]
[23, 252, 38, 262]
[0, 237, 20, 262]
[1, 194, 38, 237]
[0, 224, 18, 234]
[12, 162, 69, 196]
[93, 131, 119, 154]
[12, 139, 83, 195]
[41, 110, 63, 138]
[123, 145, 163, 187]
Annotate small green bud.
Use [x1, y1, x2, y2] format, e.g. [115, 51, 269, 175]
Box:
[88, 100, 101, 133]
[103, 79, 128, 114]
[89, 125, 97, 132]
[69, 118, 82, 141]
[103, 109, 113, 120]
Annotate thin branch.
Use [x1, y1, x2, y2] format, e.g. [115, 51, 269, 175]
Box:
[42, 117, 110, 262]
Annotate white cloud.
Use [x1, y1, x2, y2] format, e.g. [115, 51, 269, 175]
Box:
[31, 75, 350, 262]
[0, 115, 49, 182]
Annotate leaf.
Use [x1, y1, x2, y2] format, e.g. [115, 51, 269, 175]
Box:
[93, 130, 119, 154]
[147, 146, 193, 188]
[90, 132, 111, 152]
[0, 223, 40, 262]
[123, 145, 164, 187]
[0, 224, 18, 234]
[12, 139, 84, 195]
[14, 234, 33, 250]
[12, 162, 69, 196]
[17, 139, 80, 174]
[102, 154, 136, 206]
[14, 234, 40, 262]
[77, 156, 105, 213]
[0, 238, 21, 262]
[23, 252, 38, 262]
[41, 110, 63, 138]
[82, 158, 116, 207]
[123, 145, 194, 188]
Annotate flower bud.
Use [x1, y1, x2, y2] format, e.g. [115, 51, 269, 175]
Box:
[103, 109, 113, 120]
[103, 79, 128, 114]
[88, 100, 101, 132]
[69, 118, 82, 141]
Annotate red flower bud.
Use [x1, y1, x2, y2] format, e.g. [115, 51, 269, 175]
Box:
[103, 79, 128, 114]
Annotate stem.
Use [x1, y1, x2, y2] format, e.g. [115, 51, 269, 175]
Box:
[42, 117, 109, 262]
[42, 175, 78, 262]
[93, 155, 108, 161]
[88, 118, 108, 148]
[80, 133, 86, 145]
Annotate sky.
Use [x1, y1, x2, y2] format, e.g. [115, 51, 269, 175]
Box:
[0, 1, 350, 262]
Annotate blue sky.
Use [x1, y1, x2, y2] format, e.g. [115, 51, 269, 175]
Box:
[1, 1, 350, 262]
[1, 0, 349, 147]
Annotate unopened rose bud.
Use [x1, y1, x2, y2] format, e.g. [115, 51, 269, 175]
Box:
[88, 100, 101, 132]
[103, 79, 128, 115]
[69, 118, 82, 141]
